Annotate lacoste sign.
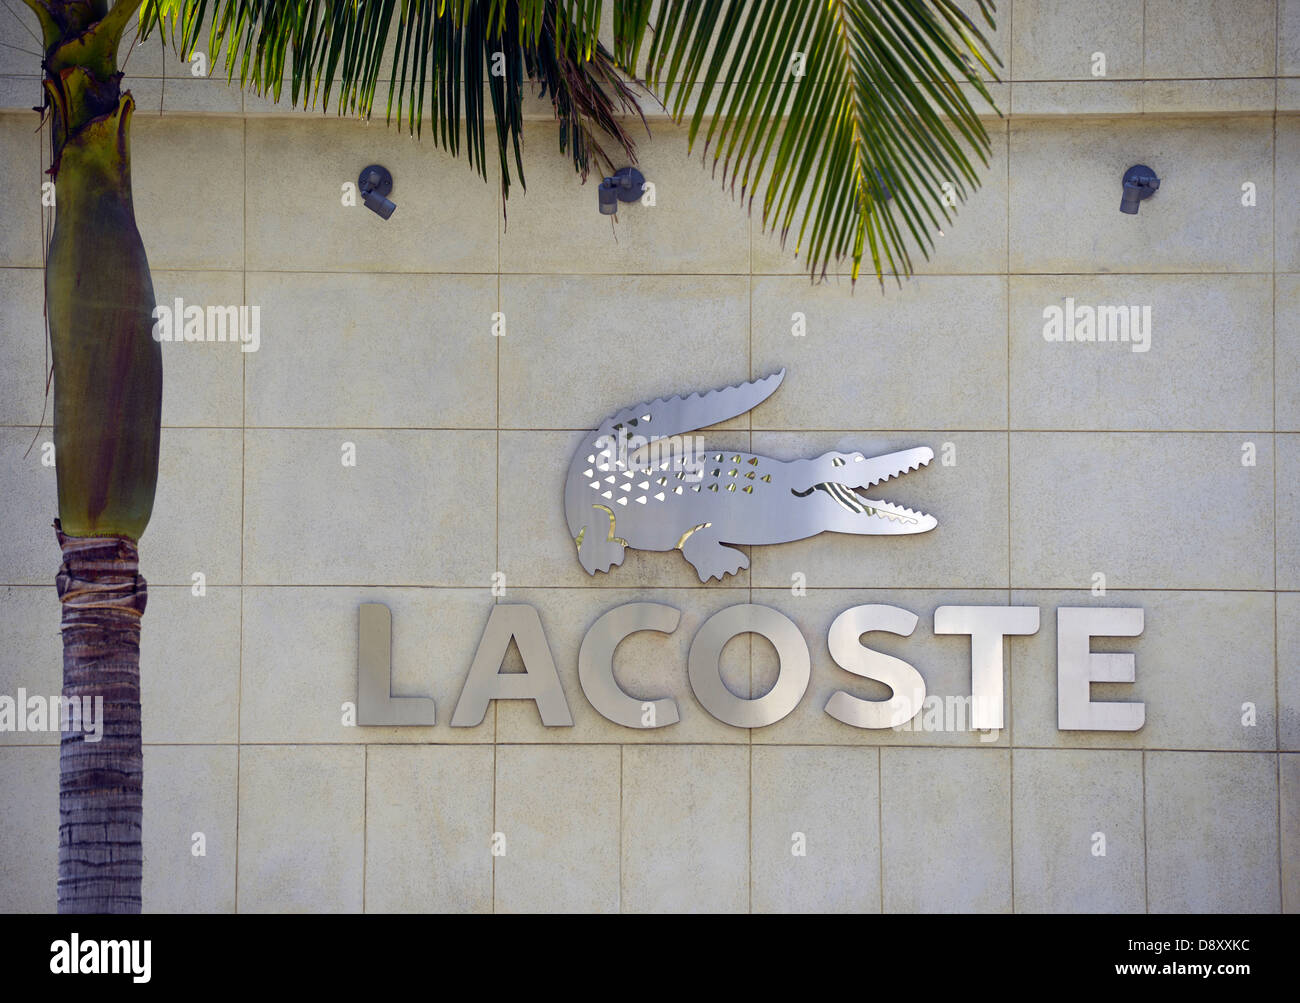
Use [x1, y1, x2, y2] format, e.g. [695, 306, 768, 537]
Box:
[356, 372, 1146, 735]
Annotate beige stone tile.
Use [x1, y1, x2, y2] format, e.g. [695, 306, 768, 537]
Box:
[0, 75, 40, 113]
[499, 122, 749, 275]
[242, 429, 495, 586]
[1142, 78, 1277, 114]
[244, 271, 496, 428]
[1010, 274, 1273, 431]
[1144, 0, 1277, 79]
[0, 428, 242, 589]
[1278, 118, 1300, 272]
[1009, 117, 1272, 273]
[1145, 751, 1280, 912]
[244, 117, 497, 273]
[0, 586, 60, 747]
[498, 430, 754, 590]
[751, 746, 880, 912]
[0, 586, 239, 750]
[141, 586, 240, 745]
[0, 746, 57, 912]
[621, 744, 748, 912]
[750, 589, 1011, 747]
[1280, 594, 1300, 750]
[240, 586, 493, 743]
[1010, 433, 1273, 589]
[0, 7, 41, 76]
[140, 428, 243, 587]
[1283, 754, 1300, 912]
[751, 276, 1007, 430]
[152, 269, 245, 427]
[495, 588, 752, 744]
[236, 744, 365, 912]
[132, 116, 244, 270]
[1280, 435, 1300, 590]
[1012, 1, 1145, 81]
[0, 267, 47, 425]
[750, 431, 1009, 590]
[498, 274, 750, 429]
[880, 747, 1011, 912]
[0, 427, 58, 585]
[1281, 77, 1300, 109]
[494, 745, 621, 912]
[1012, 749, 1146, 913]
[2, 267, 245, 430]
[0, 115, 43, 267]
[1011, 590, 1276, 751]
[1010, 80, 1143, 116]
[142, 744, 237, 912]
[1280, 276, 1300, 431]
[158, 78, 244, 115]
[364, 745, 493, 912]
[1284, 0, 1300, 74]
[750, 125, 1008, 278]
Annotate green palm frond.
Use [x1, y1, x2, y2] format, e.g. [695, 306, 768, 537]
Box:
[138, 1, 645, 201]
[621, 0, 1003, 285]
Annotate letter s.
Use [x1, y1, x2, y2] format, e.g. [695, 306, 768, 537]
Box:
[824, 604, 925, 729]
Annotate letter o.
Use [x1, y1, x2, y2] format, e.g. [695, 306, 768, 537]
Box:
[688, 604, 810, 728]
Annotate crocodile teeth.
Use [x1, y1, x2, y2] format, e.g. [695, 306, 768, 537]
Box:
[655, 492, 665, 501]
[854, 447, 935, 490]
[856, 498, 937, 534]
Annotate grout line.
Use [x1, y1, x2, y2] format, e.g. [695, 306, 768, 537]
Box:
[877, 747, 884, 913]
[1273, 73, 1284, 903]
[1141, 749, 1150, 913]
[231, 113, 248, 915]
[361, 743, 368, 912]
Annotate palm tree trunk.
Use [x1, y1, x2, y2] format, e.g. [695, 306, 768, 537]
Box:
[24, 0, 160, 913]
[55, 523, 146, 913]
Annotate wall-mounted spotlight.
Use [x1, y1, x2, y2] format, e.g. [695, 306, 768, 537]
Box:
[598, 166, 645, 215]
[1120, 164, 1159, 215]
[359, 164, 396, 219]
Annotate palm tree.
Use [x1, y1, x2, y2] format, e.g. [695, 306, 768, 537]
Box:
[23, 0, 1000, 913]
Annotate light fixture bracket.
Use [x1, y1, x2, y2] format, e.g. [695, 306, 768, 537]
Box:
[359, 164, 393, 198]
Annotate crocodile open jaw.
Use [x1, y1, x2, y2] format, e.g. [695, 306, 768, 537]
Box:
[809, 446, 937, 533]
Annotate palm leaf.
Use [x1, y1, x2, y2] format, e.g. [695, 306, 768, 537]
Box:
[624, 0, 1003, 285]
[138, 1, 642, 202]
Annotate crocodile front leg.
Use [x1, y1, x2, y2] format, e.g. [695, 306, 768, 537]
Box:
[576, 504, 628, 574]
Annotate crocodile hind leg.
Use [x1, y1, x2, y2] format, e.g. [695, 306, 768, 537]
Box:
[576, 505, 628, 575]
[679, 525, 749, 582]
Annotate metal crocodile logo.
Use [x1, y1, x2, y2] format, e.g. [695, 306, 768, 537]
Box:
[565, 370, 937, 582]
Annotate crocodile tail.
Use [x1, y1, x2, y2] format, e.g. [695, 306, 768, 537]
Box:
[565, 370, 786, 538]
[592, 369, 786, 441]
